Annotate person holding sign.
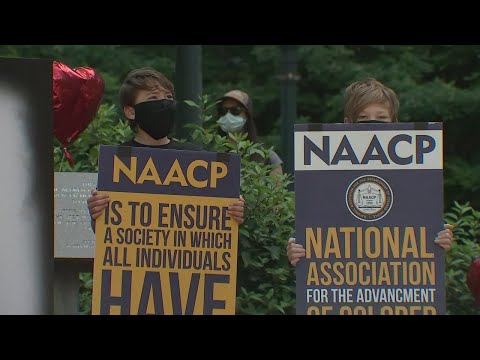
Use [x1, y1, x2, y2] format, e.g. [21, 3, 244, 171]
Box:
[287, 78, 454, 266]
[217, 90, 284, 176]
[88, 67, 245, 229]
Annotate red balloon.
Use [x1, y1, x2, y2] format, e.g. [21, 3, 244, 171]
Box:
[53, 61, 104, 149]
[467, 257, 480, 305]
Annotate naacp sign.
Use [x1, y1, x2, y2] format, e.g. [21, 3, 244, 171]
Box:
[91, 145, 241, 315]
[294, 122, 445, 315]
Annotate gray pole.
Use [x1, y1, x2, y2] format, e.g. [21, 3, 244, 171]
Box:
[174, 45, 203, 140]
[279, 45, 299, 177]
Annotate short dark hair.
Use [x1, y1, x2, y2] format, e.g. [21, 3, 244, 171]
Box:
[119, 67, 175, 131]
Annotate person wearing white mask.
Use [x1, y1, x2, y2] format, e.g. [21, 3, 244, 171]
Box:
[217, 90, 283, 176]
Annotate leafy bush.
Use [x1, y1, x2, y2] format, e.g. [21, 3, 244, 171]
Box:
[54, 104, 133, 172]
[186, 96, 296, 314]
[79, 273, 93, 315]
[444, 202, 480, 314]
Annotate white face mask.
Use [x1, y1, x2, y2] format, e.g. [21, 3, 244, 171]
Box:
[217, 112, 246, 133]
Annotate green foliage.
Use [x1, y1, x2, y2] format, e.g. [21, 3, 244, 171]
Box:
[186, 96, 296, 314]
[444, 202, 480, 314]
[0, 45, 177, 106]
[79, 273, 93, 315]
[444, 158, 480, 209]
[54, 104, 133, 172]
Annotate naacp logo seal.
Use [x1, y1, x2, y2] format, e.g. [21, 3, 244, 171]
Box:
[346, 175, 393, 222]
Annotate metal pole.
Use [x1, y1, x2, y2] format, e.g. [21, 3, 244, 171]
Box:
[174, 45, 203, 140]
[279, 45, 299, 178]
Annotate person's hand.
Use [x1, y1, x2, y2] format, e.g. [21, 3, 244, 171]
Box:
[434, 224, 455, 251]
[87, 189, 110, 221]
[286, 238, 306, 266]
[228, 195, 245, 225]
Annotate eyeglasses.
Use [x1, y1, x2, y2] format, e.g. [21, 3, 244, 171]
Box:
[218, 106, 244, 116]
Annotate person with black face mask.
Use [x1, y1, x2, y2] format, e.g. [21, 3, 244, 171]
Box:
[286, 77, 455, 266]
[131, 99, 177, 141]
[117, 68, 200, 150]
[87, 67, 245, 231]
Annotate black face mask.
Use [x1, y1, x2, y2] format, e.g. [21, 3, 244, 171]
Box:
[356, 120, 390, 124]
[134, 99, 176, 140]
